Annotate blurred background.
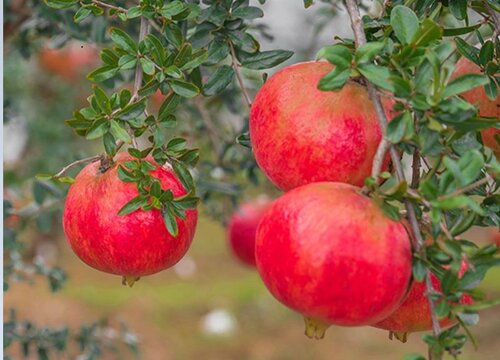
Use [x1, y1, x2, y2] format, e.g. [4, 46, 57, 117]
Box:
[3, 0, 500, 359]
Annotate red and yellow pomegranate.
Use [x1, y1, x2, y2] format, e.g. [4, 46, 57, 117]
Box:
[39, 42, 98, 82]
[63, 153, 198, 286]
[227, 197, 273, 267]
[249, 61, 395, 191]
[451, 57, 499, 157]
[255, 182, 412, 338]
[374, 266, 473, 342]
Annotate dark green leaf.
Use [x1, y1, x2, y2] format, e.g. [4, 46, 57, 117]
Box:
[443, 74, 489, 98]
[239, 50, 293, 70]
[168, 79, 200, 98]
[203, 66, 235, 96]
[391, 5, 419, 44]
[118, 195, 147, 216]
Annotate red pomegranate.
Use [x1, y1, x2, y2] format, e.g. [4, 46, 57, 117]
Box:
[451, 57, 499, 157]
[227, 197, 273, 267]
[374, 265, 473, 342]
[63, 153, 198, 286]
[255, 182, 412, 338]
[249, 61, 395, 191]
[490, 228, 500, 247]
[39, 42, 98, 82]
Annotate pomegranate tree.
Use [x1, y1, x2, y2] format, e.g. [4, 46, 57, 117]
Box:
[249, 61, 394, 191]
[63, 153, 198, 286]
[255, 182, 412, 338]
[227, 197, 273, 267]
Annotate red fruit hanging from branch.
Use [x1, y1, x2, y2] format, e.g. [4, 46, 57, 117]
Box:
[255, 182, 412, 338]
[451, 57, 500, 157]
[227, 197, 273, 267]
[373, 265, 473, 342]
[63, 153, 198, 286]
[249, 61, 395, 190]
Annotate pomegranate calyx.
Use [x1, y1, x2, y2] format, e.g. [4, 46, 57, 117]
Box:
[303, 317, 330, 340]
[122, 276, 140, 287]
[389, 331, 409, 343]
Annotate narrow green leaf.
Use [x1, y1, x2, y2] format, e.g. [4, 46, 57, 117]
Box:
[203, 65, 235, 96]
[443, 74, 489, 98]
[118, 195, 147, 216]
[110, 28, 137, 53]
[109, 120, 131, 143]
[168, 79, 200, 98]
[238, 50, 294, 70]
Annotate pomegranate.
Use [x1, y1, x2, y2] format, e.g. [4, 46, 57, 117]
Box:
[249, 61, 395, 191]
[63, 153, 198, 286]
[490, 228, 500, 247]
[227, 197, 273, 267]
[255, 182, 412, 338]
[374, 266, 473, 342]
[39, 42, 98, 82]
[451, 57, 499, 157]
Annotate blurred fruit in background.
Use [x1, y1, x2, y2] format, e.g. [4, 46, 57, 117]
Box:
[38, 42, 99, 83]
[227, 196, 273, 267]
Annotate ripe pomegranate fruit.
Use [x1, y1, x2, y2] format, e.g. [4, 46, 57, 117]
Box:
[255, 182, 412, 338]
[374, 264, 473, 342]
[227, 197, 273, 267]
[249, 61, 395, 191]
[489, 228, 500, 247]
[451, 57, 499, 157]
[63, 153, 197, 286]
[39, 42, 98, 82]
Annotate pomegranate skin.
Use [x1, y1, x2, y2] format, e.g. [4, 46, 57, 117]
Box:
[374, 271, 473, 337]
[249, 61, 394, 191]
[451, 57, 499, 156]
[227, 198, 273, 267]
[39, 43, 98, 82]
[63, 153, 197, 278]
[255, 182, 412, 327]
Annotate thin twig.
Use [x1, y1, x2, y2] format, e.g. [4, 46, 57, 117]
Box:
[344, 0, 443, 350]
[438, 176, 492, 200]
[92, 0, 127, 13]
[132, 17, 151, 101]
[411, 150, 421, 188]
[53, 155, 103, 178]
[371, 137, 391, 179]
[193, 97, 224, 155]
[228, 41, 252, 108]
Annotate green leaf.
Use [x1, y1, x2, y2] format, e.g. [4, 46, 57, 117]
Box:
[232, 6, 264, 20]
[43, 0, 77, 9]
[74, 7, 92, 23]
[160, 0, 187, 18]
[449, 0, 467, 20]
[316, 45, 352, 68]
[117, 166, 136, 182]
[172, 160, 194, 191]
[203, 66, 235, 96]
[162, 208, 179, 237]
[86, 118, 109, 140]
[118, 195, 147, 216]
[140, 57, 156, 75]
[317, 67, 350, 91]
[391, 5, 419, 44]
[412, 19, 442, 47]
[167, 138, 187, 152]
[355, 42, 385, 64]
[455, 38, 479, 63]
[118, 99, 146, 121]
[127, 6, 142, 19]
[413, 258, 427, 282]
[87, 66, 119, 82]
[443, 24, 482, 37]
[109, 120, 131, 143]
[239, 50, 293, 70]
[303, 0, 314, 8]
[168, 79, 200, 98]
[118, 54, 137, 70]
[110, 28, 137, 53]
[443, 74, 490, 98]
[357, 64, 395, 92]
[479, 41, 494, 66]
[93, 86, 111, 114]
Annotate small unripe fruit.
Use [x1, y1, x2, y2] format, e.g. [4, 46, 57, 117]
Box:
[255, 182, 412, 338]
[63, 153, 197, 286]
[451, 57, 499, 157]
[227, 197, 273, 266]
[250, 61, 394, 191]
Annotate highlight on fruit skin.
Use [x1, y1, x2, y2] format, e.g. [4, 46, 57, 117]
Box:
[63, 153, 198, 285]
[254, 182, 413, 338]
[451, 56, 500, 157]
[226, 196, 273, 267]
[373, 264, 473, 342]
[249, 61, 395, 191]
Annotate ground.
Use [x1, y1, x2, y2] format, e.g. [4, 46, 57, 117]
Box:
[4, 218, 500, 360]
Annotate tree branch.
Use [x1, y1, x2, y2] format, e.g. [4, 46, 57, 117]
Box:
[53, 155, 103, 178]
[228, 41, 252, 108]
[344, 0, 442, 349]
[91, 0, 127, 13]
[132, 17, 151, 101]
[438, 176, 492, 200]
